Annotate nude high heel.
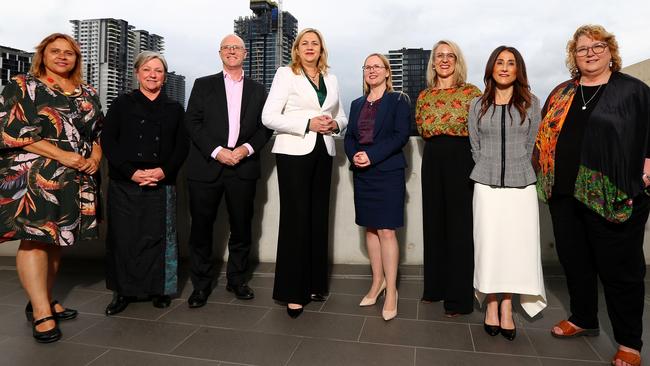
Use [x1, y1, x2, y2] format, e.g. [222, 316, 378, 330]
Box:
[359, 279, 387, 307]
[382, 291, 398, 321]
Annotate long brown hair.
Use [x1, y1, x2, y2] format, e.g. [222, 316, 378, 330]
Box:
[30, 33, 84, 86]
[477, 46, 531, 123]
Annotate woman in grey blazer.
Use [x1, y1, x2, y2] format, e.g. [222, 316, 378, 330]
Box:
[468, 46, 546, 341]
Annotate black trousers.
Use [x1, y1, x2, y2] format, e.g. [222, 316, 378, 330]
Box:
[188, 168, 257, 291]
[549, 194, 649, 351]
[273, 135, 332, 304]
[421, 136, 475, 313]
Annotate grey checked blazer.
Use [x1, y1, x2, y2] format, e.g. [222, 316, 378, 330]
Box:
[468, 95, 541, 187]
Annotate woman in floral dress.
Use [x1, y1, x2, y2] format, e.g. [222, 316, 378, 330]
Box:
[0, 33, 103, 343]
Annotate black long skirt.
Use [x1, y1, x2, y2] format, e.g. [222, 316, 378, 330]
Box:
[105, 179, 179, 297]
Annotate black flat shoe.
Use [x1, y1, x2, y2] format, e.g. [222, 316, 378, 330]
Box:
[310, 293, 327, 302]
[188, 289, 211, 308]
[26, 300, 78, 322]
[152, 295, 171, 308]
[484, 312, 500, 336]
[286, 305, 303, 319]
[105, 294, 130, 316]
[226, 284, 255, 300]
[501, 327, 516, 341]
[32, 315, 61, 343]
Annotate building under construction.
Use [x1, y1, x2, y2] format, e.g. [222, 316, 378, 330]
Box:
[234, 0, 298, 91]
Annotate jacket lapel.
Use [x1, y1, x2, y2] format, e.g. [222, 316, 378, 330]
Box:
[240, 77, 251, 124]
[214, 73, 229, 134]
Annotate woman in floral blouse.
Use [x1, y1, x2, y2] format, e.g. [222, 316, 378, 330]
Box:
[416, 40, 481, 317]
[0, 33, 103, 343]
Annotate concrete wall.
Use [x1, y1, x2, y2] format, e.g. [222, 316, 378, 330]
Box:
[2, 137, 650, 264]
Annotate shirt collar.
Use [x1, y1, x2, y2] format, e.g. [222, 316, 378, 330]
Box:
[224, 69, 244, 82]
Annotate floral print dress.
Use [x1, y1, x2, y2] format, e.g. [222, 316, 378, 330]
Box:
[0, 74, 103, 245]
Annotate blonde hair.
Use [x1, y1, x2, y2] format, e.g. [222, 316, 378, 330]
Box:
[425, 40, 467, 88]
[134, 51, 168, 84]
[566, 24, 621, 78]
[289, 28, 329, 75]
[30, 33, 84, 86]
[362, 53, 393, 95]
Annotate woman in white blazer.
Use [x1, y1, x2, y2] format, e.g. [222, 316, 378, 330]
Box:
[262, 28, 347, 318]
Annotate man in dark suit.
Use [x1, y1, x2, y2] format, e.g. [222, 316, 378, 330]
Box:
[184, 34, 271, 307]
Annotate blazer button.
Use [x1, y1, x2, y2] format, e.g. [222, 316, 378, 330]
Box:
[154, 136, 159, 141]
[153, 152, 158, 158]
[140, 119, 145, 124]
[138, 134, 143, 139]
[137, 152, 142, 157]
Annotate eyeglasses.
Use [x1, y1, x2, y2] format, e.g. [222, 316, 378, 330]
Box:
[220, 45, 245, 52]
[435, 53, 457, 61]
[575, 42, 608, 57]
[362, 65, 386, 72]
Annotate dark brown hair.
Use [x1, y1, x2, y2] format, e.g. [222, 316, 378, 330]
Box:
[477, 46, 531, 123]
[30, 33, 84, 86]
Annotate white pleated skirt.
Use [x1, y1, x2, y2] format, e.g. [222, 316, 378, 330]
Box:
[473, 183, 547, 317]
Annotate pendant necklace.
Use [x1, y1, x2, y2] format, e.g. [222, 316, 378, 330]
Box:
[579, 83, 603, 110]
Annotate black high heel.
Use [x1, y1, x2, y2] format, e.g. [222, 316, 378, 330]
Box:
[499, 300, 516, 341]
[26, 300, 78, 322]
[286, 305, 304, 318]
[483, 311, 500, 336]
[32, 315, 61, 343]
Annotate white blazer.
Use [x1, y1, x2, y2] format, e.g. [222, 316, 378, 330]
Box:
[262, 66, 348, 156]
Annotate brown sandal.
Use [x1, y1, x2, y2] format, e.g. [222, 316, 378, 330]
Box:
[611, 349, 641, 366]
[551, 320, 599, 338]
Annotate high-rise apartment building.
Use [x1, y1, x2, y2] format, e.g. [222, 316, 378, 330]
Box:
[234, 0, 298, 91]
[163, 71, 186, 108]
[386, 48, 431, 134]
[71, 18, 136, 110]
[0, 46, 33, 92]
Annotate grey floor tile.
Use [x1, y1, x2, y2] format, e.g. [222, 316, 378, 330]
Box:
[247, 276, 275, 289]
[0, 336, 107, 365]
[544, 278, 571, 308]
[288, 338, 414, 366]
[417, 300, 483, 324]
[330, 264, 372, 276]
[0, 306, 104, 341]
[0, 304, 29, 337]
[75, 293, 114, 316]
[470, 324, 537, 356]
[254, 308, 365, 341]
[583, 333, 618, 363]
[51, 288, 108, 309]
[251, 262, 275, 274]
[397, 280, 423, 299]
[89, 349, 220, 366]
[329, 278, 372, 295]
[0, 269, 17, 283]
[321, 293, 418, 319]
[415, 348, 540, 366]
[360, 317, 473, 350]
[76, 293, 185, 320]
[229, 286, 278, 307]
[0, 282, 23, 302]
[540, 359, 608, 365]
[178, 283, 237, 303]
[172, 327, 300, 366]
[527, 328, 600, 361]
[160, 302, 268, 329]
[67, 317, 198, 353]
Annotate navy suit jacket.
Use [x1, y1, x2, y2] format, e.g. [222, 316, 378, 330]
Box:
[184, 72, 271, 182]
[344, 92, 411, 171]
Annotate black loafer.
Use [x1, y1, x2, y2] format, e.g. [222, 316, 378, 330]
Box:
[32, 315, 61, 343]
[226, 284, 255, 300]
[105, 294, 130, 316]
[152, 295, 171, 308]
[310, 293, 327, 302]
[501, 327, 516, 341]
[26, 300, 78, 322]
[188, 289, 211, 308]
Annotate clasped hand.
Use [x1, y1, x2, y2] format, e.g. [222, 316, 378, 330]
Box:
[131, 168, 165, 186]
[60, 151, 99, 175]
[309, 115, 338, 135]
[216, 146, 249, 166]
[353, 151, 371, 168]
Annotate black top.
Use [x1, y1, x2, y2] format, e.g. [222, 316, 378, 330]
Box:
[101, 90, 188, 184]
[553, 84, 605, 195]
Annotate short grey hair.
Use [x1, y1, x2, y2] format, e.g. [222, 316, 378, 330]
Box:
[134, 51, 168, 73]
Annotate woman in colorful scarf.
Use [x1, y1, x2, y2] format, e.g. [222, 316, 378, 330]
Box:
[0, 33, 103, 343]
[533, 24, 650, 366]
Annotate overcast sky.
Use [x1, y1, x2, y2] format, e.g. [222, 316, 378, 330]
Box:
[1, 0, 649, 113]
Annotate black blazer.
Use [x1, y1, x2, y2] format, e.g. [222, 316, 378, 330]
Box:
[344, 92, 411, 171]
[101, 90, 188, 184]
[184, 72, 271, 181]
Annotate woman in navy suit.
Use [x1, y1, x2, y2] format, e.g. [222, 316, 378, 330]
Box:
[344, 53, 411, 321]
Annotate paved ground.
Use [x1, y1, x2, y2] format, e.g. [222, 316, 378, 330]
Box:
[0, 256, 647, 366]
